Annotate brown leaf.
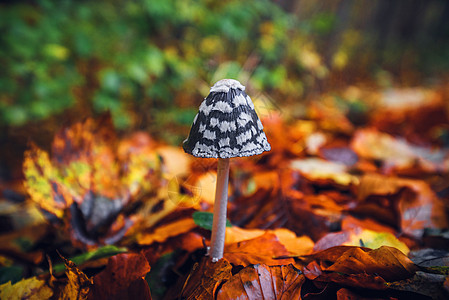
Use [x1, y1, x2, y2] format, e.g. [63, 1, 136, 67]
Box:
[224, 232, 294, 267]
[180, 257, 232, 300]
[302, 246, 418, 284]
[324, 246, 418, 281]
[217, 264, 305, 299]
[87, 253, 151, 300]
[356, 173, 448, 238]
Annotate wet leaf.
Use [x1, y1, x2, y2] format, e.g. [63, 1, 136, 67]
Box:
[217, 264, 305, 299]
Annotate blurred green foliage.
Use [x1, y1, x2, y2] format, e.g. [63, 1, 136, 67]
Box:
[1, 0, 447, 129]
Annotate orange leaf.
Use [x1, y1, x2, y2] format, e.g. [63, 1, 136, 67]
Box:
[180, 257, 232, 300]
[136, 218, 197, 245]
[225, 227, 314, 256]
[217, 264, 304, 299]
[224, 232, 294, 267]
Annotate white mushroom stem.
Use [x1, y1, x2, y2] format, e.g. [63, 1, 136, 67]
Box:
[210, 157, 230, 262]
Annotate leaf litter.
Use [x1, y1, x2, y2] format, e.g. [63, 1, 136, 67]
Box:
[1, 86, 449, 299]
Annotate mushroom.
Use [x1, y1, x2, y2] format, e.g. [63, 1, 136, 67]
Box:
[183, 79, 271, 262]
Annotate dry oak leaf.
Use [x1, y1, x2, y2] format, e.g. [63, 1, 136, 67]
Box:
[0, 277, 53, 300]
[217, 264, 305, 300]
[224, 232, 294, 267]
[324, 246, 418, 282]
[87, 253, 151, 300]
[301, 246, 418, 285]
[356, 173, 448, 238]
[181, 257, 232, 299]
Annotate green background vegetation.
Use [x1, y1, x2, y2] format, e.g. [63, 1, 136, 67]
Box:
[1, 0, 448, 131]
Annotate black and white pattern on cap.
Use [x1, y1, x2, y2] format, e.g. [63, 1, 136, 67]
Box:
[183, 79, 271, 158]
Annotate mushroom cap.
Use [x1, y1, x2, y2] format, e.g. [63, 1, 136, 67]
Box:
[183, 79, 271, 158]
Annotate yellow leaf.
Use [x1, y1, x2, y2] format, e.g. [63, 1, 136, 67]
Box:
[345, 229, 410, 255]
[0, 277, 52, 300]
[59, 255, 93, 300]
[23, 145, 68, 218]
[290, 158, 359, 186]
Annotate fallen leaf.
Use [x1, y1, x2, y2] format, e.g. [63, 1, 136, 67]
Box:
[314, 228, 409, 255]
[87, 253, 151, 300]
[309, 246, 419, 282]
[180, 257, 232, 299]
[23, 145, 70, 218]
[351, 128, 449, 172]
[225, 227, 314, 256]
[290, 158, 359, 186]
[356, 173, 448, 238]
[345, 229, 409, 255]
[136, 218, 197, 245]
[0, 277, 53, 300]
[224, 232, 294, 266]
[23, 117, 163, 247]
[217, 264, 305, 299]
[156, 145, 192, 178]
[387, 271, 448, 299]
[58, 255, 93, 300]
[52, 245, 128, 273]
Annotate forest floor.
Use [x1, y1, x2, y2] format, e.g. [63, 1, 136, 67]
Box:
[1, 84, 449, 299]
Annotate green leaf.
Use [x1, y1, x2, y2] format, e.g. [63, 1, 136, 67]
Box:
[145, 252, 176, 299]
[192, 211, 232, 231]
[0, 266, 24, 285]
[52, 245, 128, 273]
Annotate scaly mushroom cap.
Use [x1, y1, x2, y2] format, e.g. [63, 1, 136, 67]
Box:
[183, 79, 271, 158]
